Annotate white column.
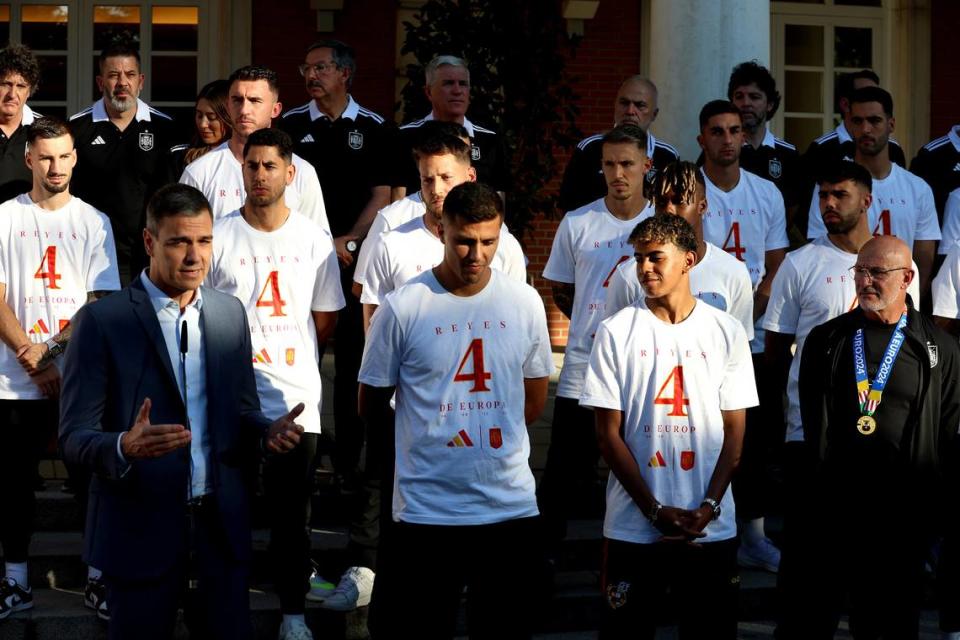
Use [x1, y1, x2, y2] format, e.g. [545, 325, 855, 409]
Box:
[648, 0, 770, 160]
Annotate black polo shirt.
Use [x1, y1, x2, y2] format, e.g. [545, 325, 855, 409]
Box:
[909, 125, 960, 223]
[0, 105, 39, 204]
[69, 99, 178, 283]
[558, 131, 679, 213]
[279, 96, 393, 238]
[391, 114, 509, 194]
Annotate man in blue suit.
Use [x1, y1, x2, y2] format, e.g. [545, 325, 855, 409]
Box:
[59, 183, 306, 639]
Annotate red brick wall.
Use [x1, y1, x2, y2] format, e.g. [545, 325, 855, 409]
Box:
[524, 1, 643, 347]
[929, 0, 960, 139]
[251, 0, 398, 121]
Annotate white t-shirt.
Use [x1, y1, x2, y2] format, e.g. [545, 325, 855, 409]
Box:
[937, 187, 960, 255]
[180, 142, 331, 233]
[354, 193, 424, 287]
[701, 168, 789, 354]
[762, 235, 921, 442]
[543, 197, 654, 398]
[580, 302, 758, 544]
[933, 243, 960, 319]
[604, 242, 755, 340]
[360, 215, 527, 305]
[205, 210, 345, 434]
[0, 194, 120, 399]
[806, 164, 940, 250]
[358, 269, 554, 526]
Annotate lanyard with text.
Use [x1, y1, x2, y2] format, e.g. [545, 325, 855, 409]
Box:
[852, 312, 908, 435]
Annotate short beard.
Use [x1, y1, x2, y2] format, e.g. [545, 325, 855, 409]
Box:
[857, 289, 897, 312]
[108, 95, 136, 113]
[40, 178, 69, 194]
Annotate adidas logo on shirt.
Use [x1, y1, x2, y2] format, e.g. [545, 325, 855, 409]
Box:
[91, 136, 106, 145]
[301, 134, 315, 143]
[953, 162, 960, 172]
[648, 451, 667, 467]
[446, 429, 474, 447]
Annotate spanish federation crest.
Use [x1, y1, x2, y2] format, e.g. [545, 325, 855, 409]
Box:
[768, 157, 782, 179]
[348, 130, 363, 150]
[471, 145, 481, 161]
[138, 132, 154, 151]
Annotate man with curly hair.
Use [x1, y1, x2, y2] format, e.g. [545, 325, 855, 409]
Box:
[0, 44, 41, 203]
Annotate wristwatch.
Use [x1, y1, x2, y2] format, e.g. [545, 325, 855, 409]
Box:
[44, 338, 65, 359]
[345, 239, 359, 253]
[700, 498, 721, 520]
[646, 501, 662, 523]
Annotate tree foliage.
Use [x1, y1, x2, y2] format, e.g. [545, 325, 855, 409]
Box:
[399, 0, 582, 239]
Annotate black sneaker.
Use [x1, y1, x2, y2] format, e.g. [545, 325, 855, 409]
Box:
[84, 577, 109, 621]
[0, 577, 33, 620]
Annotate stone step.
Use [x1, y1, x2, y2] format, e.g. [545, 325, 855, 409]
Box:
[4, 571, 940, 640]
[0, 568, 781, 640]
[5, 527, 350, 590]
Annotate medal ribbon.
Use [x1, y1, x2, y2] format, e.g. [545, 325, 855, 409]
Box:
[853, 312, 908, 416]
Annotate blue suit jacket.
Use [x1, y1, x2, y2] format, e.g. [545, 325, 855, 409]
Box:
[59, 277, 273, 580]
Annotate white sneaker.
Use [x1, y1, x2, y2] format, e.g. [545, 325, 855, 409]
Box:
[278, 617, 314, 640]
[317, 566, 374, 611]
[738, 537, 781, 572]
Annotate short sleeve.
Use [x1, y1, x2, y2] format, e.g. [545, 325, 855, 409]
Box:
[940, 189, 960, 255]
[933, 247, 960, 319]
[359, 237, 392, 305]
[87, 212, 122, 292]
[807, 184, 827, 239]
[764, 186, 790, 251]
[727, 262, 756, 340]
[762, 256, 801, 335]
[294, 160, 331, 234]
[542, 217, 577, 283]
[915, 179, 942, 242]
[604, 260, 637, 319]
[494, 228, 528, 283]
[312, 230, 346, 312]
[358, 299, 403, 387]
[354, 211, 390, 286]
[519, 290, 554, 379]
[579, 321, 623, 411]
[719, 322, 759, 411]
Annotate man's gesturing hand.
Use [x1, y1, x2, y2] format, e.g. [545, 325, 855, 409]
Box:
[265, 402, 305, 453]
[120, 398, 191, 459]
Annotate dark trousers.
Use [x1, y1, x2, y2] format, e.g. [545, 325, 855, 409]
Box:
[776, 454, 931, 640]
[940, 529, 960, 632]
[732, 354, 782, 520]
[369, 516, 540, 639]
[774, 441, 817, 637]
[600, 537, 740, 640]
[332, 272, 365, 480]
[537, 396, 598, 551]
[104, 498, 252, 640]
[346, 408, 394, 571]
[264, 433, 318, 614]
[0, 399, 58, 564]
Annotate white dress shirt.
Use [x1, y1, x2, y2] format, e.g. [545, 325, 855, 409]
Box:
[118, 272, 211, 499]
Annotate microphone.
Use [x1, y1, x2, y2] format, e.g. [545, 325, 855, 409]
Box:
[179, 319, 194, 502]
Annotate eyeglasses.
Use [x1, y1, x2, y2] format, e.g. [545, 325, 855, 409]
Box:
[849, 266, 909, 281]
[298, 63, 337, 77]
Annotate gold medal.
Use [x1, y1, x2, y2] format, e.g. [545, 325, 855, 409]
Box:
[856, 415, 877, 435]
